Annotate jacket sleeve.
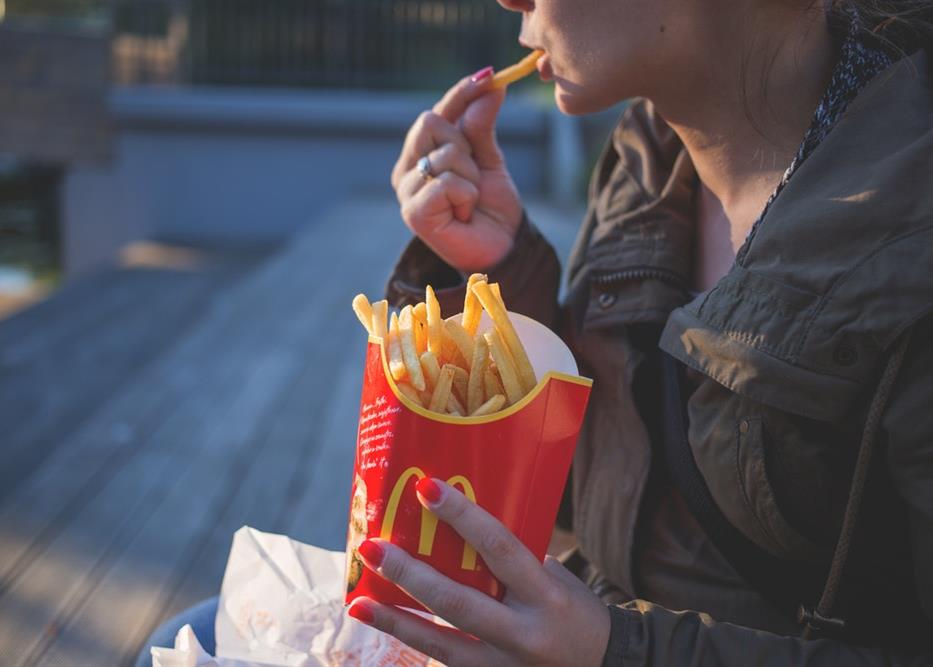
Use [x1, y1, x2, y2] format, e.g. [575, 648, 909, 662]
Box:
[384, 213, 561, 328]
[602, 314, 933, 666]
[602, 601, 932, 666]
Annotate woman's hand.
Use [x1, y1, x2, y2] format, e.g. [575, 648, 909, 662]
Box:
[347, 478, 611, 667]
[390, 70, 524, 274]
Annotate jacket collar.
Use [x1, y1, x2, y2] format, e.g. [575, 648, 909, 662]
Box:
[657, 50, 933, 420]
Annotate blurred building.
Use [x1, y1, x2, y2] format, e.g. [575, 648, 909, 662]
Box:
[0, 1, 603, 285]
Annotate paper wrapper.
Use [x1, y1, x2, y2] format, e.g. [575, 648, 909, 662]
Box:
[151, 526, 442, 667]
[345, 312, 592, 611]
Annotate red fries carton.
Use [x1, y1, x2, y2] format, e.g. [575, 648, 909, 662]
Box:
[344, 312, 592, 611]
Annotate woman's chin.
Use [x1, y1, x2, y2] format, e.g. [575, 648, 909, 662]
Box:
[554, 87, 597, 116]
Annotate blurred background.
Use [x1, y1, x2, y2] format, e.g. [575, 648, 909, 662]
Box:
[0, 1, 622, 665]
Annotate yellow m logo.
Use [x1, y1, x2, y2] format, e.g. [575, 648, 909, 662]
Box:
[380, 466, 478, 571]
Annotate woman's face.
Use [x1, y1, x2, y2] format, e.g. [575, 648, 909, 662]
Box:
[499, 0, 698, 115]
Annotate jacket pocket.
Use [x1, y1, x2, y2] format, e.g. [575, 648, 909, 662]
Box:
[732, 417, 824, 561]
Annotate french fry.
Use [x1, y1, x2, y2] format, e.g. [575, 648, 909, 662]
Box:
[398, 305, 426, 391]
[472, 282, 537, 393]
[426, 285, 443, 356]
[472, 394, 506, 416]
[352, 294, 374, 334]
[484, 330, 524, 405]
[388, 311, 407, 381]
[396, 382, 424, 406]
[448, 393, 466, 416]
[412, 302, 428, 354]
[428, 365, 455, 412]
[441, 336, 467, 369]
[489, 283, 504, 307]
[353, 277, 547, 418]
[484, 367, 506, 403]
[468, 334, 489, 415]
[461, 273, 487, 336]
[420, 350, 441, 389]
[491, 49, 544, 89]
[371, 300, 389, 339]
[443, 318, 475, 370]
[448, 365, 469, 403]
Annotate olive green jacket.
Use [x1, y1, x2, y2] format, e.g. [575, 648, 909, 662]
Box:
[388, 50, 933, 665]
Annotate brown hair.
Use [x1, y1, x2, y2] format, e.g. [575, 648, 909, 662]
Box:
[837, 0, 933, 52]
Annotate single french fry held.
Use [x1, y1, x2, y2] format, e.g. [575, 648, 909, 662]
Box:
[472, 282, 537, 393]
[472, 394, 506, 416]
[491, 50, 544, 89]
[398, 306, 426, 391]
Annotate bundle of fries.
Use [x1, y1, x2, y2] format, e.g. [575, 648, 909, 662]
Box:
[352, 275, 537, 418]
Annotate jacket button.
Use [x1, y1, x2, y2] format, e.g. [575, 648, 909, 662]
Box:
[833, 345, 858, 367]
[739, 420, 750, 434]
[597, 292, 617, 309]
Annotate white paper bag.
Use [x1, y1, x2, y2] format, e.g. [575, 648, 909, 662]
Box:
[152, 526, 441, 667]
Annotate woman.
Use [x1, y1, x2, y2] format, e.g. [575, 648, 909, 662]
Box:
[350, 0, 933, 664]
[137, 0, 933, 664]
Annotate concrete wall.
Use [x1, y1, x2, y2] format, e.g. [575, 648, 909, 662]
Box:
[62, 87, 551, 275]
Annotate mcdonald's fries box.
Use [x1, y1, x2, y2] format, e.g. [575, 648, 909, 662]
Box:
[345, 312, 592, 611]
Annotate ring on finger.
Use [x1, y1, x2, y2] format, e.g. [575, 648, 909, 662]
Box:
[417, 155, 434, 181]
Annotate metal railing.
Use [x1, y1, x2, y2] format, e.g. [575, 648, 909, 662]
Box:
[112, 0, 524, 90]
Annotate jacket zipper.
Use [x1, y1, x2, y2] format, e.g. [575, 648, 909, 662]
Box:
[591, 267, 687, 289]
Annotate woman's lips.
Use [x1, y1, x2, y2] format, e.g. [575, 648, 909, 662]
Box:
[536, 53, 554, 82]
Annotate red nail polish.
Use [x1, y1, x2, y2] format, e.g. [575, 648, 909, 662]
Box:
[416, 477, 443, 504]
[358, 539, 385, 567]
[470, 66, 494, 83]
[348, 601, 375, 624]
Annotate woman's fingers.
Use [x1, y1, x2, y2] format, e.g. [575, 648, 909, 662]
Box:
[356, 541, 523, 651]
[349, 598, 488, 667]
[391, 112, 471, 190]
[401, 172, 480, 228]
[396, 143, 482, 202]
[416, 480, 551, 603]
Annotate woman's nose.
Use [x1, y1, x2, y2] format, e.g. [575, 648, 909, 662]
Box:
[495, 0, 533, 13]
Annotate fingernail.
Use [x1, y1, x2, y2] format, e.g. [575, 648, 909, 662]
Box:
[348, 600, 375, 624]
[416, 477, 444, 505]
[358, 539, 385, 567]
[470, 66, 494, 83]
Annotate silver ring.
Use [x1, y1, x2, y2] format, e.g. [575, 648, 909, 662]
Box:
[417, 155, 434, 180]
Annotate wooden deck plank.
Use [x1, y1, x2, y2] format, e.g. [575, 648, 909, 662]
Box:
[0, 328, 287, 665]
[62, 205, 404, 658]
[2, 202, 410, 666]
[0, 249, 311, 663]
[0, 261, 260, 501]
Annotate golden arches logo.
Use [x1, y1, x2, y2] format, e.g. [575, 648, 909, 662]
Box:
[380, 466, 478, 571]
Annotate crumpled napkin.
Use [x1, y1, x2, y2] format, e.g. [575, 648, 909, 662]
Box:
[152, 526, 441, 667]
